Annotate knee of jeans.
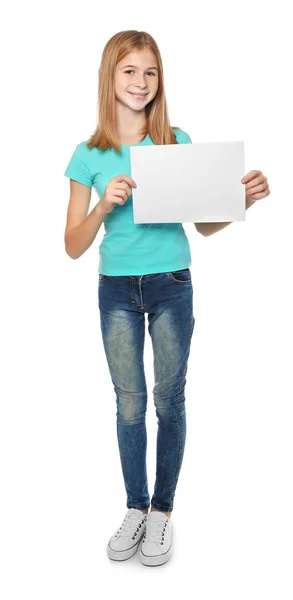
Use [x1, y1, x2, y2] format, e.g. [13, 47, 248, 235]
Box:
[153, 390, 186, 414]
[116, 394, 147, 424]
[153, 377, 186, 404]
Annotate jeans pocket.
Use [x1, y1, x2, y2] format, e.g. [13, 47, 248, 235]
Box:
[168, 268, 191, 284]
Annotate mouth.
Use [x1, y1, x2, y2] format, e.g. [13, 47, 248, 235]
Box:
[128, 92, 148, 99]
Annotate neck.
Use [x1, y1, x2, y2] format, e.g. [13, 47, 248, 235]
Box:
[115, 100, 147, 139]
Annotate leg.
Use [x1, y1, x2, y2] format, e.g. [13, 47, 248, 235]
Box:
[147, 269, 195, 515]
[98, 277, 150, 511]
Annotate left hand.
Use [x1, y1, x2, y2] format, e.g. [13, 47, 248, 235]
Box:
[241, 170, 270, 207]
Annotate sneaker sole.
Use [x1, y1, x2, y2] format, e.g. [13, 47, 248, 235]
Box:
[139, 541, 172, 566]
[107, 537, 142, 561]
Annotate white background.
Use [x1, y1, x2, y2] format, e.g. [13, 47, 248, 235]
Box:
[1, 0, 292, 598]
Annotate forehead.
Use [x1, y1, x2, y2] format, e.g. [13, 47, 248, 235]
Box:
[117, 49, 157, 68]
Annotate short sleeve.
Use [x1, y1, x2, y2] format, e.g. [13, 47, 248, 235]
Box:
[180, 130, 192, 144]
[64, 142, 93, 187]
[173, 128, 192, 144]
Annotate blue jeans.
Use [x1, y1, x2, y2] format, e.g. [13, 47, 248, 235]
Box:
[98, 269, 195, 513]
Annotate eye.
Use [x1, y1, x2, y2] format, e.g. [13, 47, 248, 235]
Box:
[125, 70, 156, 76]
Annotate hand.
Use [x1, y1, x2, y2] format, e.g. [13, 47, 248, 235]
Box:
[241, 170, 270, 208]
[99, 174, 137, 214]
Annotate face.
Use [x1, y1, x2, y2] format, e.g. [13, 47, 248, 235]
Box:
[115, 49, 159, 110]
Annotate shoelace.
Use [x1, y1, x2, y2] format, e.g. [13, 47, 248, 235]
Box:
[144, 516, 168, 543]
[115, 513, 146, 538]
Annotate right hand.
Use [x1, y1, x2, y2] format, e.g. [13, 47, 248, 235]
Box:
[99, 174, 137, 214]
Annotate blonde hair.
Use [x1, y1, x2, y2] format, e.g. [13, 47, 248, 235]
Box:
[86, 30, 180, 154]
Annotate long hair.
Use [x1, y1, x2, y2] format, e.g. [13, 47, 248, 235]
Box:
[86, 30, 180, 154]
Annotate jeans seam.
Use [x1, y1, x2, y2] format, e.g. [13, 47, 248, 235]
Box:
[170, 314, 194, 507]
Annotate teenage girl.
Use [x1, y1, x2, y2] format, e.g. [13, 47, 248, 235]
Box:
[64, 30, 270, 567]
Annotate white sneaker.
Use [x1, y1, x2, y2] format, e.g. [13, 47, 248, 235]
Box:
[139, 511, 173, 566]
[107, 508, 148, 561]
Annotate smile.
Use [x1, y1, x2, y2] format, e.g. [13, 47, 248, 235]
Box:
[128, 92, 148, 98]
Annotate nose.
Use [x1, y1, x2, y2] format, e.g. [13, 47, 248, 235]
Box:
[133, 73, 148, 88]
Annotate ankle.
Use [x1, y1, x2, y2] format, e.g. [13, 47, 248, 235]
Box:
[151, 507, 171, 518]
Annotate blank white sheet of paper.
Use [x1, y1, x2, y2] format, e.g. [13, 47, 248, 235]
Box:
[130, 141, 245, 223]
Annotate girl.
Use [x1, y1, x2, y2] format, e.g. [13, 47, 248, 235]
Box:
[64, 30, 270, 567]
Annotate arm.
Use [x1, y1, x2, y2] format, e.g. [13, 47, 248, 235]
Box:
[194, 197, 255, 237]
[64, 180, 108, 259]
[65, 201, 108, 259]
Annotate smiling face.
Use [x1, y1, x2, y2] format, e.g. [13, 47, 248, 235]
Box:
[115, 49, 159, 112]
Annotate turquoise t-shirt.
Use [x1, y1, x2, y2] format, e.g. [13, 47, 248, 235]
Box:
[64, 128, 193, 276]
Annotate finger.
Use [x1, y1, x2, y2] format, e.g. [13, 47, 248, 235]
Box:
[250, 189, 271, 199]
[246, 175, 267, 191]
[241, 170, 262, 184]
[118, 174, 137, 187]
[112, 193, 127, 202]
[115, 184, 132, 193]
[246, 182, 267, 194]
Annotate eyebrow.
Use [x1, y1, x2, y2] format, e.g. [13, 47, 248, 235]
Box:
[121, 64, 158, 71]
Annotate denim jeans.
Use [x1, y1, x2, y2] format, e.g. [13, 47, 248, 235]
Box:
[98, 269, 195, 513]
